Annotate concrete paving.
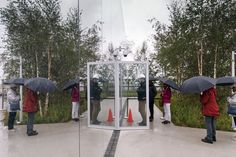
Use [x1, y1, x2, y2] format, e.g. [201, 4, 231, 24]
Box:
[0, 106, 236, 157]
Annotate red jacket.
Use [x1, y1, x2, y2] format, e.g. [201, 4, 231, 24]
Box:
[161, 86, 171, 104]
[23, 88, 38, 113]
[200, 87, 219, 117]
[71, 86, 80, 102]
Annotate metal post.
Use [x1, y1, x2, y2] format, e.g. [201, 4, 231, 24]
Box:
[231, 51, 236, 129]
[19, 56, 23, 122]
[232, 51, 235, 77]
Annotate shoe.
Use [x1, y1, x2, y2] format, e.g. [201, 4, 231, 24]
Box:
[74, 118, 79, 122]
[8, 128, 16, 132]
[233, 127, 236, 131]
[162, 120, 170, 124]
[149, 118, 153, 122]
[138, 122, 146, 126]
[92, 120, 101, 125]
[201, 138, 213, 144]
[160, 117, 165, 120]
[27, 131, 38, 136]
[212, 136, 216, 142]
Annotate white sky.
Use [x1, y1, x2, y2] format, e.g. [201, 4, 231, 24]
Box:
[0, 0, 171, 80]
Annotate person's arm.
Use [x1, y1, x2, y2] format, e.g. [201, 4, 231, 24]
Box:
[200, 91, 210, 105]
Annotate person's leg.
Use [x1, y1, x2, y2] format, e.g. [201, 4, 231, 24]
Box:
[202, 116, 213, 143]
[90, 100, 94, 122]
[212, 117, 216, 141]
[27, 112, 35, 134]
[139, 101, 146, 124]
[149, 101, 154, 120]
[92, 100, 100, 124]
[72, 102, 79, 120]
[234, 116, 236, 126]
[163, 103, 171, 122]
[8, 112, 16, 130]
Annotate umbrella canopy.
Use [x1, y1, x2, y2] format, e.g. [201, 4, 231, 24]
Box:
[63, 78, 80, 91]
[180, 76, 215, 93]
[149, 76, 159, 81]
[216, 76, 236, 86]
[24, 77, 57, 93]
[3, 78, 26, 85]
[159, 78, 179, 90]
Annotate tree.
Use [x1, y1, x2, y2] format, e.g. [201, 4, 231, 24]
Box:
[0, 0, 101, 115]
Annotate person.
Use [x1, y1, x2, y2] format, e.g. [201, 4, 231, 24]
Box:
[200, 87, 219, 144]
[149, 80, 157, 122]
[7, 84, 20, 131]
[90, 74, 102, 124]
[23, 87, 39, 136]
[226, 84, 236, 131]
[137, 74, 146, 126]
[160, 83, 172, 124]
[71, 84, 80, 121]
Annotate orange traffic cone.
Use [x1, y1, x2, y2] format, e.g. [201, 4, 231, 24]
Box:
[127, 109, 133, 123]
[107, 108, 113, 122]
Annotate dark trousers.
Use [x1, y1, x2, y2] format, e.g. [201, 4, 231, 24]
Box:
[149, 101, 154, 119]
[8, 112, 17, 130]
[234, 117, 236, 126]
[205, 116, 216, 141]
[27, 112, 35, 134]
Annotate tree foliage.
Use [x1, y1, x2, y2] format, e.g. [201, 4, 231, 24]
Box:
[151, 0, 236, 84]
[0, 0, 101, 83]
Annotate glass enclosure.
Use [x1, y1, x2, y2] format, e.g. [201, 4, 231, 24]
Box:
[88, 61, 149, 130]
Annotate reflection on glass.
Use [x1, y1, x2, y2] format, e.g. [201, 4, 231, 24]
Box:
[89, 64, 115, 127]
[119, 63, 147, 127]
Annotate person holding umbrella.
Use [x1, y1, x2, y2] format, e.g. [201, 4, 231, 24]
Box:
[71, 84, 80, 121]
[23, 87, 39, 136]
[226, 84, 236, 131]
[161, 83, 172, 124]
[7, 84, 20, 131]
[200, 87, 219, 144]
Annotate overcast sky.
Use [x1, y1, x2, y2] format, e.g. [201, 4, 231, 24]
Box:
[0, 0, 172, 80]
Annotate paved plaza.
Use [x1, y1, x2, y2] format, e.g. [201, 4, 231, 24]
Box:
[0, 106, 236, 157]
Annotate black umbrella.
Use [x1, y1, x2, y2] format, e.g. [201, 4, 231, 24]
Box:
[24, 77, 57, 93]
[63, 78, 80, 91]
[3, 78, 15, 85]
[159, 78, 179, 90]
[3, 78, 26, 85]
[216, 76, 236, 86]
[149, 76, 159, 81]
[180, 76, 216, 93]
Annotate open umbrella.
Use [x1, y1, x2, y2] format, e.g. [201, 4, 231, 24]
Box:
[180, 76, 215, 93]
[159, 78, 179, 90]
[3, 78, 26, 85]
[216, 76, 236, 86]
[24, 77, 57, 93]
[63, 78, 80, 91]
[149, 76, 159, 81]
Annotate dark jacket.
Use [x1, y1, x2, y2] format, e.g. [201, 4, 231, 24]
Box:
[90, 81, 102, 100]
[149, 82, 157, 104]
[200, 87, 219, 117]
[137, 82, 146, 101]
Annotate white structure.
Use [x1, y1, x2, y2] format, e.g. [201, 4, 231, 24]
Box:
[87, 61, 149, 130]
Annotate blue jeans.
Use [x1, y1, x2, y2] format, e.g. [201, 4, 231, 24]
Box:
[204, 116, 216, 140]
[27, 112, 35, 134]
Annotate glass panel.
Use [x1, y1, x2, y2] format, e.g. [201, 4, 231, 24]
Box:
[119, 62, 148, 128]
[89, 63, 115, 128]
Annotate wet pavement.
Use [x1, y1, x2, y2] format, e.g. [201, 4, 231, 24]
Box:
[0, 107, 236, 157]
